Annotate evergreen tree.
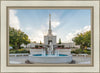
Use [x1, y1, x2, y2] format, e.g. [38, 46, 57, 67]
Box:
[58, 38, 61, 44]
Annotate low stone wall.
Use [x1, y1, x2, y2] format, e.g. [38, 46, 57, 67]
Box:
[30, 49, 71, 55]
[29, 55, 72, 64]
[30, 49, 43, 55]
[57, 49, 71, 55]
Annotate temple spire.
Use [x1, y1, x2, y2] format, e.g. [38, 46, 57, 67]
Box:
[48, 14, 52, 35]
[49, 14, 51, 30]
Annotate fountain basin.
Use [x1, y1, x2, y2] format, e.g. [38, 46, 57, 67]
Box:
[29, 54, 72, 64]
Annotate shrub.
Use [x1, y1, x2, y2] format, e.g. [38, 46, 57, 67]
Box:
[75, 50, 79, 54]
[62, 45, 64, 48]
[9, 51, 15, 53]
[20, 47, 24, 48]
[71, 51, 75, 53]
[83, 50, 88, 53]
[58, 46, 61, 48]
[15, 50, 21, 53]
[9, 49, 30, 54]
[35, 45, 38, 48]
[87, 49, 91, 51]
[87, 51, 91, 54]
[75, 51, 79, 54]
[71, 48, 91, 55]
[40, 46, 43, 47]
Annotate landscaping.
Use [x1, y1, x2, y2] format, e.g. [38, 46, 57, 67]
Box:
[71, 48, 91, 55]
[9, 49, 30, 54]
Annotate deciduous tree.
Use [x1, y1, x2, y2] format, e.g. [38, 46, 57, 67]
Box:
[73, 31, 91, 50]
[9, 27, 30, 49]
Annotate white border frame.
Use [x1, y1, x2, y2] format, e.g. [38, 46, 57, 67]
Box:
[1, 1, 99, 73]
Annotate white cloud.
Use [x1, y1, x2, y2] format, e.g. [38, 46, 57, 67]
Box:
[47, 13, 60, 28]
[52, 32, 57, 35]
[47, 21, 60, 28]
[29, 31, 44, 43]
[51, 21, 60, 28]
[25, 27, 32, 31]
[9, 10, 20, 30]
[28, 23, 58, 43]
[28, 25, 48, 43]
[29, 25, 90, 43]
[65, 25, 91, 43]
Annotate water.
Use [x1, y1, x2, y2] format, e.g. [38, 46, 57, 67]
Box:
[33, 54, 68, 56]
[39, 42, 67, 57]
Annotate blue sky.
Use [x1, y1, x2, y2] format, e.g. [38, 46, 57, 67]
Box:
[9, 9, 91, 43]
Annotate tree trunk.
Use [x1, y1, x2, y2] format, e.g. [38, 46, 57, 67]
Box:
[17, 43, 21, 49]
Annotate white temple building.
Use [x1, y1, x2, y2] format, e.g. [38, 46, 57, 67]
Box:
[44, 14, 56, 45]
[21, 14, 80, 49]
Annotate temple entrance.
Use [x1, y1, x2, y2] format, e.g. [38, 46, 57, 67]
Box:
[48, 40, 52, 44]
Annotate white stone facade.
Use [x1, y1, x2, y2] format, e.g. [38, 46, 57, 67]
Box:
[44, 36, 56, 45]
[21, 42, 80, 48]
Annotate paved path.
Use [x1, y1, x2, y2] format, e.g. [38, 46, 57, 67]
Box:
[72, 56, 91, 64]
[9, 56, 91, 64]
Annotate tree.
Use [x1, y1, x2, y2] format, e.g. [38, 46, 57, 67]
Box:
[72, 31, 91, 50]
[58, 38, 61, 44]
[9, 27, 30, 49]
[33, 41, 36, 43]
[40, 41, 42, 44]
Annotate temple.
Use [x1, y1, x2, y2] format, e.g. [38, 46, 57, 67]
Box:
[21, 14, 80, 50]
[44, 14, 56, 45]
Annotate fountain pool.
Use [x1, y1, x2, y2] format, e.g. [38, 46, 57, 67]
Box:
[33, 54, 68, 56]
[28, 42, 72, 64]
[29, 54, 72, 64]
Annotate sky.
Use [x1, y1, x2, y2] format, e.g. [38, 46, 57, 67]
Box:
[9, 9, 91, 43]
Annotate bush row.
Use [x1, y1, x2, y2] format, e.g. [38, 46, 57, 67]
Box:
[9, 49, 30, 54]
[71, 49, 91, 54]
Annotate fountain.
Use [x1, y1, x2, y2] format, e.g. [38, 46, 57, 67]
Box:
[28, 42, 72, 64]
[47, 42, 54, 56]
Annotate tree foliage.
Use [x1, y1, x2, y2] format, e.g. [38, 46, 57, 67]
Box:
[40, 41, 42, 44]
[58, 38, 61, 44]
[9, 27, 30, 49]
[72, 31, 91, 49]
